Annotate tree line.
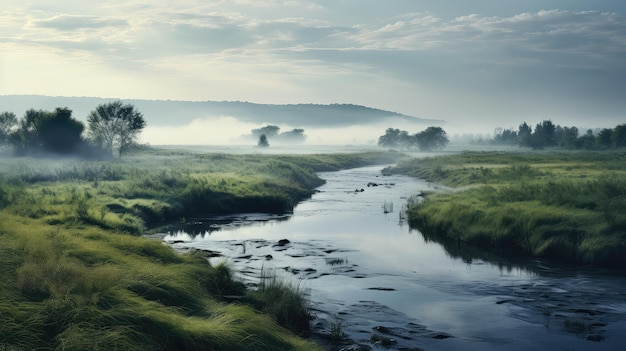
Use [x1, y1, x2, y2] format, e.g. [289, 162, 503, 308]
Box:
[249, 125, 306, 147]
[493, 120, 626, 150]
[0, 101, 146, 159]
[378, 126, 449, 151]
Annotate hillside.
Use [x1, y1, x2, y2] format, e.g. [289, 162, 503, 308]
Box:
[0, 95, 442, 128]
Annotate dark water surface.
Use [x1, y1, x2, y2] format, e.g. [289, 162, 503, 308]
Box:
[163, 166, 626, 350]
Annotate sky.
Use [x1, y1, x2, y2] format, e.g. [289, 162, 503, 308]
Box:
[1, 0, 625, 138]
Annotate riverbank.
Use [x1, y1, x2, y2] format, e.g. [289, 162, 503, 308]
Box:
[0, 148, 404, 350]
[384, 150, 626, 271]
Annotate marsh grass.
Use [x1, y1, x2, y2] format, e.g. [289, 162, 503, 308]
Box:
[0, 213, 322, 350]
[248, 267, 313, 335]
[391, 150, 626, 269]
[329, 316, 345, 344]
[0, 149, 407, 350]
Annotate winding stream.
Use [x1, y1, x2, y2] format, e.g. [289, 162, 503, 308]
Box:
[162, 165, 626, 350]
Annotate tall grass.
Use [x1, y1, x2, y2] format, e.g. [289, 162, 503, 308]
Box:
[248, 267, 313, 335]
[1, 148, 400, 350]
[392, 150, 626, 270]
[0, 211, 322, 350]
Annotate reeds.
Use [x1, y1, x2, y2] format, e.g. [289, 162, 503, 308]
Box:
[248, 267, 313, 335]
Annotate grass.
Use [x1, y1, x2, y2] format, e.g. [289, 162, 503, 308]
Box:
[247, 267, 313, 335]
[329, 316, 345, 344]
[0, 147, 404, 350]
[386, 150, 626, 270]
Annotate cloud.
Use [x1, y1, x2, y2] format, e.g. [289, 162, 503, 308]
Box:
[2, 2, 625, 131]
[31, 15, 128, 31]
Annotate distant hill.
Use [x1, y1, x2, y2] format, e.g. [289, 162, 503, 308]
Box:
[0, 95, 443, 128]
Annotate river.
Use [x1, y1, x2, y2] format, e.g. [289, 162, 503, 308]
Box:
[162, 165, 626, 350]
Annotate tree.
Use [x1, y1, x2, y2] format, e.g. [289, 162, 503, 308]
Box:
[517, 122, 532, 147]
[378, 128, 402, 148]
[278, 128, 306, 143]
[0, 111, 17, 146]
[9, 108, 85, 155]
[415, 126, 449, 151]
[41, 108, 85, 154]
[559, 126, 579, 149]
[613, 124, 626, 148]
[252, 125, 280, 138]
[493, 128, 518, 145]
[531, 120, 557, 149]
[596, 128, 613, 149]
[258, 134, 269, 147]
[578, 129, 596, 149]
[87, 101, 146, 158]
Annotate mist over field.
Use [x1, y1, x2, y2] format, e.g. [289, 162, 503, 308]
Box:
[0, 95, 443, 146]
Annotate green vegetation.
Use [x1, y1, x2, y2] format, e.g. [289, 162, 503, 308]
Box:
[492, 120, 626, 150]
[378, 126, 449, 151]
[1, 101, 146, 159]
[385, 151, 626, 270]
[0, 148, 403, 350]
[87, 101, 147, 158]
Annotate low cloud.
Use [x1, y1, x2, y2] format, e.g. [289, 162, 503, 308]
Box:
[32, 15, 128, 31]
[141, 115, 437, 146]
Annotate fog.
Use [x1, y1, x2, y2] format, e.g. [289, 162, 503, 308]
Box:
[142, 115, 436, 146]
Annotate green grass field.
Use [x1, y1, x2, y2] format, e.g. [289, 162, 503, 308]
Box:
[0, 148, 404, 350]
[385, 150, 626, 270]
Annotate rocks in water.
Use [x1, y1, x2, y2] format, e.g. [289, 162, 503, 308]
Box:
[370, 333, 397, 346]
[184, 248, 222, 258]
[273, 239, 291, 251]
[373, 326, 392, 334]
[429, 332, 453, 340]
[264, 254, 273, 261]
[339, 345, 372, 351]
[367, 287, 396, 291]
[496, 299, 514, 305]
[586, 334, 604, 342]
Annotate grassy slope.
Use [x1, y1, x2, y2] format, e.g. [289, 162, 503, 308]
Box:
[0, 149, 403, 350]
[385, 151, 626, 270]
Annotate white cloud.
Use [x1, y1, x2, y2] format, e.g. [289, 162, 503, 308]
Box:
[1, 2, 625, 133]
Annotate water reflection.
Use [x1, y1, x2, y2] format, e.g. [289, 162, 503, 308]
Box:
[163, 213, 291, 238]
[161, 165, 626, 350]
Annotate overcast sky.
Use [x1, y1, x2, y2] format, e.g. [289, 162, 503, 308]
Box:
[1, 0, 625, 135]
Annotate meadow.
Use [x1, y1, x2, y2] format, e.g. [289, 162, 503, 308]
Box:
[385, 150, 626, 270]
[0, 147, 403, 350]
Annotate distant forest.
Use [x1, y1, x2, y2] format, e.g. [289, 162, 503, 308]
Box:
[491, 120, 626, 150]
[377, 120, 626, 152]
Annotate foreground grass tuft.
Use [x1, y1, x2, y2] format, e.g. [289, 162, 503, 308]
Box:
[247, 267, 313, 335]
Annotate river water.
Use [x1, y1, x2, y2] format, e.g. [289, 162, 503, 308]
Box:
[162, 165, 626, 350]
